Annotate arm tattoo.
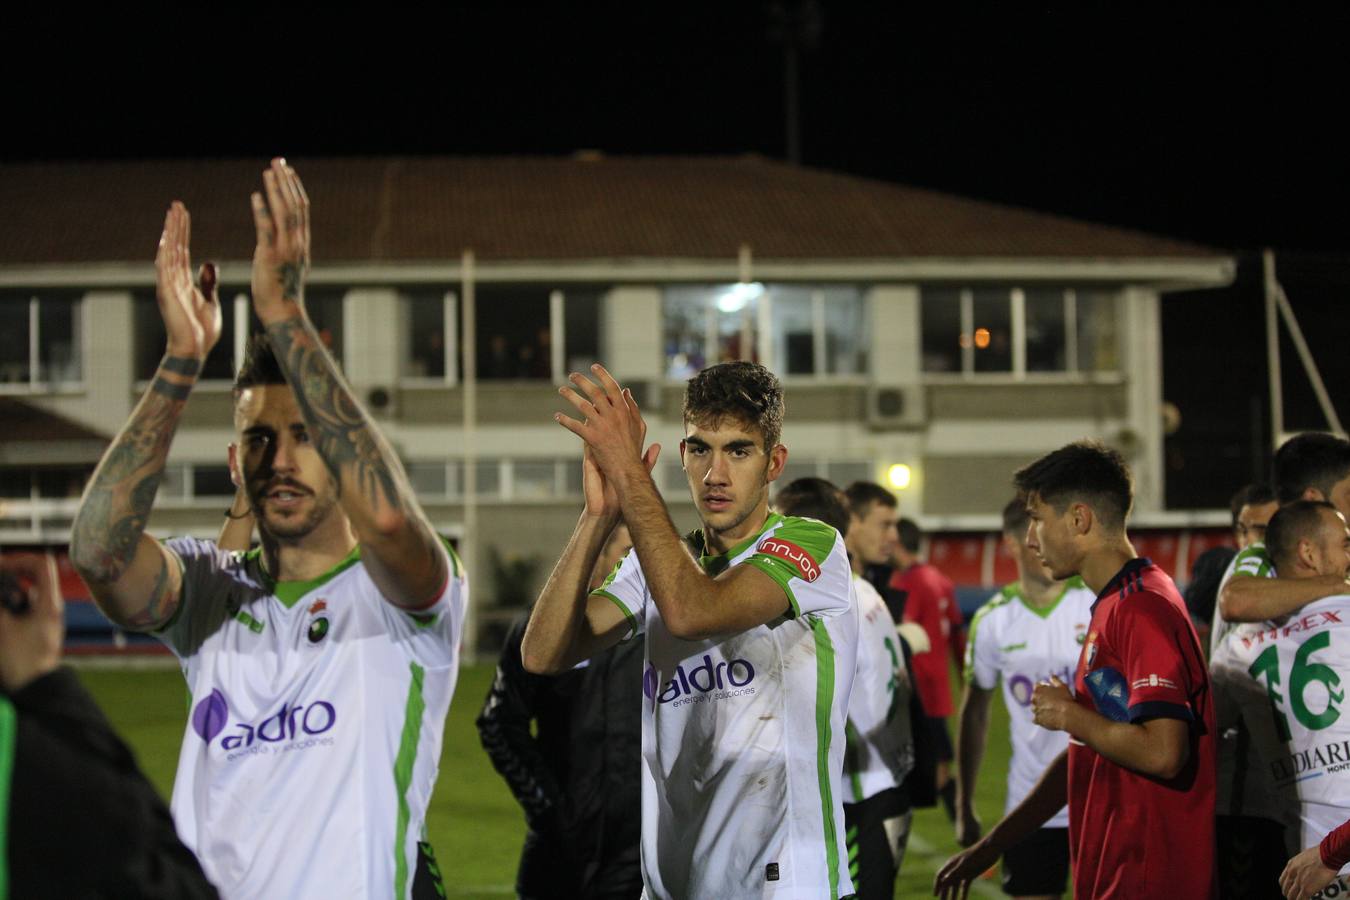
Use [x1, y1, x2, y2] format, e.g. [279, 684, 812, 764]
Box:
[264, 317, 405, 516]
[161, 355, 202, 377]
[152, 377, 192, 401]
[277, 263, 304, 302]
[124, 557, 175, 629]
[70, 384, 184, 585]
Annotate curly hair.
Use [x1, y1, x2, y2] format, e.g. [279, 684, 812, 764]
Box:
[682, 361, 784, 449]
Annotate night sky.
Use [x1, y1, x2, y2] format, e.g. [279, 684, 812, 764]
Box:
[6, 6, 1346, 508]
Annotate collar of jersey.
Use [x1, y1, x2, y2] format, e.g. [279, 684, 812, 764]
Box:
[1092, 557, 1154, 613]
[244, 544, 362, 609]
[691, 513, 783, 576]
[1005, 576, 1086, 620]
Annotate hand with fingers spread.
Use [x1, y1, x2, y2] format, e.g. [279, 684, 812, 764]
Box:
[1031, 675, 1075, 732]
[557, 364, 661, 503]
[250, 157, 311, 324]
[156, 202, 222, 361]
[933, 839, 999, 900]
[1280, 845, 1341, 900]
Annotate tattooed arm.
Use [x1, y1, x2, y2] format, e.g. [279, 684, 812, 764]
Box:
[69, 203, 222, 630]
[248, 159, 447, 609]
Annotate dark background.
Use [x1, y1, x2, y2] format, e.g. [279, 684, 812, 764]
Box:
[6, 6, 1345, 509]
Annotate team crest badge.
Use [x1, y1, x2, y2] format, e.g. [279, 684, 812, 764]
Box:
[307, 598, 330, 644]
[1083, 631, 1098, 667]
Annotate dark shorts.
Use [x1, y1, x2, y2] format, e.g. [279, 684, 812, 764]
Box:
[843, 787, 912, 900]
[1002, 827, 1068, 897]
[1215, 815, 1289, 900]
[926, 716, 954, 763]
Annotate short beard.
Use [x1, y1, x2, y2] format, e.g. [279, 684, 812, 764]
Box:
[249, 485, 339, 544]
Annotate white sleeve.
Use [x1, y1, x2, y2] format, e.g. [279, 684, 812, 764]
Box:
[590, 549, 647, 640]
[963, 595, 1002, 690]
[375, 540, 467, 669]
[742, 517, 851, 619]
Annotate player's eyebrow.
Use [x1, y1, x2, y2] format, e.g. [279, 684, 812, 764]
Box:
[723, 439, 757, 452]
[241, 425, 275, 438]
[684, 436, 711, 450]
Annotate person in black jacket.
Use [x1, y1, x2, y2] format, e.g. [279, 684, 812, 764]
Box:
[0, 550, 218, 900]
[477, 525, 643, 900]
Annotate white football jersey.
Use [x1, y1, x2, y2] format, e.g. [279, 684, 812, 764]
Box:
[160, 537, 466, 900]
[843, 575, 913, 804]
[964, 579, 1095, 828]
[1221, 594, 1350, 855]
[595, 513, 858, 900]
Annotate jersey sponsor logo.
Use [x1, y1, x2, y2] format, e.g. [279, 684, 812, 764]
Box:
[756, 537, 821, 582]
[190, 688, 338, 760]
[1007, 666, 1074, 707]
[1269, 737, 1350, 785]
[1238, 610, 1343, 650]
[643, 654, 757, 707]
[1000, 641, 1028, 653]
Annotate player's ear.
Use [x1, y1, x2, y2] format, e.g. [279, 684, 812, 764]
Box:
[1070, 502, 1093, 536]
[1302, 486, 1327, 502]
[765, 444, 789, 483]
[1298, 537, 1319, 571]
[678, 439, 688, 468]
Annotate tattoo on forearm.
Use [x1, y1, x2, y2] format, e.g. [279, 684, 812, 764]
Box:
[125, 559, 174, 629]
[71, 387, 183, 584]
[161, 356, 202, 377]
[277, 263, 304, 302]
[152, 377, 192, 401]
[264, 318, 405, 517]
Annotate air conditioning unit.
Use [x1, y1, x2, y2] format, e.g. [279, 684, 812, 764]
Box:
[866, 385, 926, 431]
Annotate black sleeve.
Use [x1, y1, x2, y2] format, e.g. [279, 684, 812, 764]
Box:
[5, 667, 219, 899]
[475, 615, 567, 831]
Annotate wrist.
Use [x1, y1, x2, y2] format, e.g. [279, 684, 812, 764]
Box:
[255, 299, 306, 327]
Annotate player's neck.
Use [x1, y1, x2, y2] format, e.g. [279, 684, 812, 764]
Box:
[1077, 537, 1138, 595]
[260, 513, 360, 583]
[701, 502, 771, 556]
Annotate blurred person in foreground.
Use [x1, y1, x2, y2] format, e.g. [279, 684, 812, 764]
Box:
[954, 497, 1095, 900]
[890, 516, 964, 818]
[0, 550, 218, 898]
[778, 478, 914, 900]
[476, 524, 643, 900]
[68, 161, 466, 899]
[935, 441, 1216, 899]
[1213, 501, 1350, 900]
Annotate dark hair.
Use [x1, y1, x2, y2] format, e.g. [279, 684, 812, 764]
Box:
[1229, 482, 1276, 530]
[233, 333, 287, 394]
[843, 481, 898, 519]
[774, 477, 850, 537]
[1002, 496, 1030, 537]
[1273, 433, 1350, 506]
[683, 361, 784, 450]
[897, 517, 922, 554]
[1265, 499, 1339, 573]
[1012, 440, 1133, 531]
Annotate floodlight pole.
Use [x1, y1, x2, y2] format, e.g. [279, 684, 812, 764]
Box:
[1264, 249, 1284, 447]
[461, 248, 479, 661]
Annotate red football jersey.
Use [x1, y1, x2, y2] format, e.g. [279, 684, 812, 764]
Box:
[893, 562, 964, 717]
[1069, 557, 1217, 899]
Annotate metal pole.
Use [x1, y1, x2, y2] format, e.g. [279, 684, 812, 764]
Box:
[461, 249, 479, 661]
[1263, 249, 1284, 448]
[1275, 285, 1346, 436]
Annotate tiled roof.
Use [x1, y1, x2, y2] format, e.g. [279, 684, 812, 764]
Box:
[0, 155, 1221, 265]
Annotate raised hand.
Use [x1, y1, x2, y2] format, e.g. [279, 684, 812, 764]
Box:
[155, 202, 221, 361]
[558, 365, 660, 503]
[250, 157, 311, 325]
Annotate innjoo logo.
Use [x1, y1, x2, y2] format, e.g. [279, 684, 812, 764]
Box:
[757, 537, 820, 582]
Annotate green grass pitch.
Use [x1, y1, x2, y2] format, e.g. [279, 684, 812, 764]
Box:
[81, 663, 1017, 899]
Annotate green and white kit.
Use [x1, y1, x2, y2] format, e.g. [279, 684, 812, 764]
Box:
[160, 537, 466, 900]
[964, 578, 1095, 828]
[594, 513, 858, 900]
[843, 575, 912, 804]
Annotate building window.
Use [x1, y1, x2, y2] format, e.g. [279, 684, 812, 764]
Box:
[663, 284, 867, 380]
[0, 292, 82, 389]
[920, 286, 1119, 377]
[305, 289, 346, 367]
[401, 291, 454, 381]
[135, 290, 246, 382]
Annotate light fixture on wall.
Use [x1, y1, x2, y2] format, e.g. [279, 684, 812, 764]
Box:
[887, 463, 912, 490]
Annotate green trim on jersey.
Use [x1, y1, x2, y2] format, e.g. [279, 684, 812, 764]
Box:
[963, 591, 1013, 684]
[440, 537, 462, 579]
[687, 513, 785, 576]
[1013, 576, 1087, 621]
[263, 545, 362, 608]
[0, 696, 14, 900]
[1232, 542, 1275, 579]
[810, 617, 844, 900]
[595, 589, 639, 641]
[393, 662, 427, 899]
[843, 720, 865, 803]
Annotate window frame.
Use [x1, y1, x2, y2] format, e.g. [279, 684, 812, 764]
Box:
[0, 291, 87, 395]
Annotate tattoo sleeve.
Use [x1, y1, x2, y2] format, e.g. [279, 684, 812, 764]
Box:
[263, 316, 413, 524]
[71, 358, 192, 587]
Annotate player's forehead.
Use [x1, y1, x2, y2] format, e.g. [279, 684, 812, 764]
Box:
[1023, 491, 1054, 516]
[682, 415, 766, 449]
[234, 383, 303, 432]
